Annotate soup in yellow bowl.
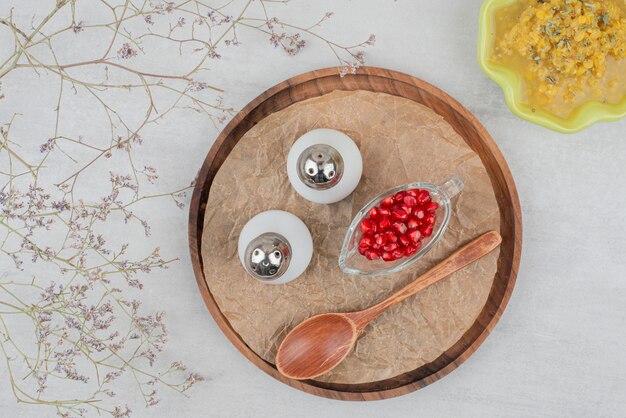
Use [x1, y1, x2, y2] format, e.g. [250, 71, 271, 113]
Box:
[480, 0, 626, 131]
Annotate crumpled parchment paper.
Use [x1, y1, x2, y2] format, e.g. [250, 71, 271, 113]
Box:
[201, 90, 500, 384]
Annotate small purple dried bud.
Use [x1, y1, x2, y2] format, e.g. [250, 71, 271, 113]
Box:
[117, 43, 138, 59]
[40, 138, 56, 153]
[266, 17, 278, 30]
[189, 80, 209, 91]
[72, 21, 84, 34]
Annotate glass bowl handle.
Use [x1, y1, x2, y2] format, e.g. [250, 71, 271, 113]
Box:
[440, 176, 464, 200]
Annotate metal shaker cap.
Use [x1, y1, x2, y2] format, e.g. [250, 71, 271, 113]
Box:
[243, 232, 291, 281]
[296, 144, 344, 190]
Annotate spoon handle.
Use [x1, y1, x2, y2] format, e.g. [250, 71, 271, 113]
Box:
[347, 231, 502, 331]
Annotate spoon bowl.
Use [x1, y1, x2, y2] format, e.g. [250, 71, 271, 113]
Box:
[276, 313, 357, 380]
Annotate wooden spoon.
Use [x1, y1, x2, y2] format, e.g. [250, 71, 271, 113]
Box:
[275, 230, 502, 380]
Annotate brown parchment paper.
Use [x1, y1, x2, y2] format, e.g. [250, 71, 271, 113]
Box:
[201, 90, 500, 384]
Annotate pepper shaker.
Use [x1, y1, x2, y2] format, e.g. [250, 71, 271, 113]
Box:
[238, 210, 313, 284]
[287, 128, 363, 204]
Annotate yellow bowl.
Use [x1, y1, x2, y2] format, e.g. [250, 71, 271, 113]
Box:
[478, 0, 626, 133]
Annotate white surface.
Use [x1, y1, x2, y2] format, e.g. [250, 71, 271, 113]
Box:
[287, 128, 363, 204]
[1, 0, 626, 417]
[237, 210, 313, 284]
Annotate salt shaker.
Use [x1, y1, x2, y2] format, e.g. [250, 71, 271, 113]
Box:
[238, 210, 313, 284]
[287, 128, 362, 204]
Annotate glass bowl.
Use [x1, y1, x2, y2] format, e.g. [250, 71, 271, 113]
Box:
[478, 0, 626, 133]
[339, 176, 464, 276]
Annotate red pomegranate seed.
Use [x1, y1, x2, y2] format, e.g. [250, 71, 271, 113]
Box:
[400, 204, 413, 215]
[372, 242, 382, 250]
[392, 249, 404, 259]
[375, 233, 387, 246]
[393, 191, 407, 202]
[380, 196, 394, 207]
[369, 207, 380, 219]
[381, 251, 394, 261]
[378, 208, 391, 217]
[359, 234, 374, 248]
[360, 219, 375, 234]
[383, 243, 399, 252]
[391, 207, 408, 221]
[393, 221, 408, 235]
[366, 250, 381, 260]
[378, 217, 391, 230]
[406, 189, 419, 197]
[358, 245, 368, 255]
[424, 214, 435, 225]
[399, 235, 411, 247]
[408, 229, 421, 244]
[386, 231, 398, 243]
[403, 195, 417, 206]
[416, 190, 431, 204]
[404, 245, 418, 257]
[425, 202, 438, 213]
[407, 217, 420, 230]
[414, 209, 425, 219]
[421, 224, 433, 237]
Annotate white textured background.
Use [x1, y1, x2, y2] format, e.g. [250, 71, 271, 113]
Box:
[1, 0, 626, 417]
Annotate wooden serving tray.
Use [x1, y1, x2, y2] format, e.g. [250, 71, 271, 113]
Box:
[188, 67, 522, 400]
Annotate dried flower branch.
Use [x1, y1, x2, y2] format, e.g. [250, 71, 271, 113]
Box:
[0, 0, 374, 416]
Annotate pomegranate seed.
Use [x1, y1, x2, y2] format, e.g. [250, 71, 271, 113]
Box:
[424, 214, 435, 225]
[400, 204, 413, 215]
[406, 189, 419, 197]
[421, 225, 433, 237]
[369, 207, 380, 219]
[408, 229, 421, 244]
[378, 208, 391, 217]
[399, 235, 411, 247]
[358, 245, 368, 255]
[414, 209, 425, 219]
[404, 245, 418, 257]
[392, 249, 404, 259]
[391, 207, 408, 221]
[425, 202, 438, 213]
[416, 190, 431, 204]
[360, 219, 375, 234]
[380, 196, 394, 207]
[359, 234, 374, 248]
[382, 251, 394, 261]
[378, 217, 391, 230]
[393, 191, 407, 202]
[407, 217, 420, 230]
[383, 243, 399, 252]
[386, 231, 398, 243]
[366, 250, 381, 260]
[393, 221, 408, 235]
[372, 242, 382, 250]
[375, 233, 387, 246]
[403, 195, 417, 206]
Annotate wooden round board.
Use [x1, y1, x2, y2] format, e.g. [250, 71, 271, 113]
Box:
[188, 67, 522, 400]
